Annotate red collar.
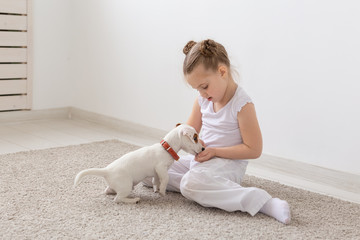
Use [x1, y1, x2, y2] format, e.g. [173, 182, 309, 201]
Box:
[160, 140, 180, 161]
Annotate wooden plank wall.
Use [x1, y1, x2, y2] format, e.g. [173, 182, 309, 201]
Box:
[0, 0, 32, 111]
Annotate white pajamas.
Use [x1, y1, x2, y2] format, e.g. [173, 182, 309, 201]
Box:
[166, 155, 271, 216]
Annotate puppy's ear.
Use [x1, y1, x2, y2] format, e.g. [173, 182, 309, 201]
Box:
[176, 123, 182, 127]
[181, 127, 195, 143]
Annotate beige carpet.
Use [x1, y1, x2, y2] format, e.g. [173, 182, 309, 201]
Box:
[1, 140, 359, 239]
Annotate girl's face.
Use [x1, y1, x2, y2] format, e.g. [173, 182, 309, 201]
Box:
[186, 64, 228, 103]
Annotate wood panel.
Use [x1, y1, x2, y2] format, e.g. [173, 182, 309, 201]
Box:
[0, 32, 27, 46]
[0, 0, 32, 110]
[26, 0, 32, 109]
[0, 0, 27, 14]
[0, 95, 27, 111]
[0, 80, 27, 94]
[0, 64, 27, 79]
[0, 48, 27, 62]
[0, 15, 27, 30]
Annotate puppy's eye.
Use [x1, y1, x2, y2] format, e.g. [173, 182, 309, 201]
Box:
[193, 134, 198, 143]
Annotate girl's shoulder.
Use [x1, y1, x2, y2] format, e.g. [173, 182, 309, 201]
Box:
[230, 87, 253, 114]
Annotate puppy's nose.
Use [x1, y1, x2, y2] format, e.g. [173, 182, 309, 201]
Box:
[201, 147, 205, 151]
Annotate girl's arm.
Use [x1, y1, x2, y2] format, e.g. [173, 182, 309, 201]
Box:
[195, 103, 262, 162]
[186, 97, 202, 134]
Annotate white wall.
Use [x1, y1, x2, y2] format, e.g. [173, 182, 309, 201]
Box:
[32, 0, 360, 175]
[67, 0, 198, 128]
[32, 0, 73, 109]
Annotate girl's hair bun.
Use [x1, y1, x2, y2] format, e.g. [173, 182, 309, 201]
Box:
[183, 40, 197, 55]
[200, 39, 217, 57]
[183, 38, 230, 75]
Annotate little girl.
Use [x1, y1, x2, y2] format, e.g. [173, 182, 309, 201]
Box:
[148, 39, 291, 224]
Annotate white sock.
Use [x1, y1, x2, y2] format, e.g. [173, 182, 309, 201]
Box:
[259, 198, 291, 224]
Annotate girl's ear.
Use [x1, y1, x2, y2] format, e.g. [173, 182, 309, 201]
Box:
[218, 65, 227, 77]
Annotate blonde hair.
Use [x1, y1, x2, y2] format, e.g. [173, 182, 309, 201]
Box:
[182, 39, 231, 76]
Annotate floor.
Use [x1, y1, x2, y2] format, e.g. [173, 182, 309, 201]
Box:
[1, 115, 359, 204]
[0, 118, 154, 153]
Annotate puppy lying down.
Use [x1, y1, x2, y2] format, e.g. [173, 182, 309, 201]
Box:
[74, 124, 204, 203]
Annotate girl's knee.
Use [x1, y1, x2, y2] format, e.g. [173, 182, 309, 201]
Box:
[179, 170, 209, 197]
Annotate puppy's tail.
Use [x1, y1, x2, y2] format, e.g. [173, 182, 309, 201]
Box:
[74, 168, 107, 187]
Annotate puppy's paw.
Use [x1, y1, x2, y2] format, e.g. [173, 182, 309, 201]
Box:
[159, 190, 166, 196]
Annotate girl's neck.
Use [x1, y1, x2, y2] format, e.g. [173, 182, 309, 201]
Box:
[219, 79, 238, 106]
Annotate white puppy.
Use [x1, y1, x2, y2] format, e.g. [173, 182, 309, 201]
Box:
[74, 124, 204, 203]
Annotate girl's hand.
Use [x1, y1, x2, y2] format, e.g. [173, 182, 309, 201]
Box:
[195, 147, 216, 162]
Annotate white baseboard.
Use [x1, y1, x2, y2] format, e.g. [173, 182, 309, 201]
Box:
[247, 155, 360, 204]
[68, 107, 167, 140]
[0, 107, 70, 124]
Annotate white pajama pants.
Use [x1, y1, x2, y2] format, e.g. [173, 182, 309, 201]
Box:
[146, 155, 272, 216]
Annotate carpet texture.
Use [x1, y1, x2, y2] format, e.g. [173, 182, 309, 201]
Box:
[1, 140, 359, 240]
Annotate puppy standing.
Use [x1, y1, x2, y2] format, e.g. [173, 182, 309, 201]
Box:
[74, 124, 204, 203]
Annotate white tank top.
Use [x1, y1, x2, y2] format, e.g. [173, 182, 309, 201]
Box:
[198, 86, 252, 148]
